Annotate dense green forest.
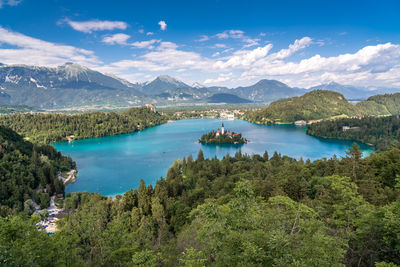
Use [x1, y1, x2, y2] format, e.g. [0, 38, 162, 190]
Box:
[0, 107, 167, 143]
[0, 126, 75, 216]
[0, 105, 38, 114]
[2, 144, 400, 266]
[367, 93, 400, 115]
[244, 90, 398, 124]
[307, 115, 400, 151]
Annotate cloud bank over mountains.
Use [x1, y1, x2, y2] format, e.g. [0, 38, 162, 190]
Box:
[0, 23, 400, 89]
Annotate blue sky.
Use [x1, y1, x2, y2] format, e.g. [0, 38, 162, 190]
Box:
[0, 0, 400, 88]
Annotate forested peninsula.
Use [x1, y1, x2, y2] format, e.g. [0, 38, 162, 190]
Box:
[0, 106, 167, 143]
[307, 115, 400, 151]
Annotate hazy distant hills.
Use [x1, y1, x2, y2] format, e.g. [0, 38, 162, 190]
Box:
[231, 79, 303, 102]
[206, 93, 252, 103]
[0, 63, 399, 109]
[308, 82, 400, 100]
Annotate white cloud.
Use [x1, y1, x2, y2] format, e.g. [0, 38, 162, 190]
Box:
[138, 29, 144, 34]
[239, 40, 400, 88]
[158, 21, 167, 31]
[242, 38, 260, 48]
[212, 43, 228, 49]
[0, 0, 21, 8]
[146, 32, 154, 36]
[102, 33, 130, 45]
[64, 19, 128, 33]
[157, 41, 178, 50]
[204, 73, 233, 84]
[198, 35, 209, 42]
[216, 30, 244, 39]
[214, 29, 260, 48]
[266, 37, 312, 61]
[131, 39, 160, 49]
[102, 34, 161, 49]
[0, 26, 100, 66]
[3, 24, 399, 89]
[101, 35, 400, 88]
[213, 45, 273, 70]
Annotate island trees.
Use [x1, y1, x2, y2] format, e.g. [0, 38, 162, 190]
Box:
[199, 124, 247, 144]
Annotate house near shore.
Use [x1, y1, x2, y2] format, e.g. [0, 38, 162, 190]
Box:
[295, 120, 307, 126]
[342, 126, 360, 132]
[66, 135, 74, 142]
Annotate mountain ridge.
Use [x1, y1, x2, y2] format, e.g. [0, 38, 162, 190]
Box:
[1, 62, 400, 109]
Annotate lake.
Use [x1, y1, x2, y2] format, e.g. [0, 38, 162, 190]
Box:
[53, 119, 372, 196]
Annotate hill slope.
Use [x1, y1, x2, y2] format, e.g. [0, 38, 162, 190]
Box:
[244, 90, 359, 123]
[367, 93, 400, 115]
[207, 93, 252, 103]
[0, 126, 75, 215]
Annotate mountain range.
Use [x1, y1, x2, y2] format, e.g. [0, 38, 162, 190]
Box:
[0, 63, 399, 109]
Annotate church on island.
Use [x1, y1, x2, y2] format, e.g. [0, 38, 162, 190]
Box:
[199, 123, 247, 144]
[216, 123, 237, 138]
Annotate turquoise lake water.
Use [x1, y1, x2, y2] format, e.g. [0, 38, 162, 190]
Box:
[53, 119, 372, 196]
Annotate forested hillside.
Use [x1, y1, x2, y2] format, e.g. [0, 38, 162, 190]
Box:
[244, 90, 400, 124]
[307, 115, 400, 151]
[244, 90, 361, 123]
[0, 107, 167, 143]
[367, 93, 400, 115]
[2, 147, 400, 266]
[0, 126, 75, 216]
[0, 105, 37, 114]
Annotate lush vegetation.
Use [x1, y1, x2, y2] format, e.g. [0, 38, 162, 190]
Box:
[367, 93, 400, 115]
[0, 105, 38, 114]
[307, 115, 400, 151]
[199, 130, 247, 144]
[2, 144, 400, 266]
[244, 90, 399, 124]
[0, 107, 167, 143]
[0, 126, 75, 216]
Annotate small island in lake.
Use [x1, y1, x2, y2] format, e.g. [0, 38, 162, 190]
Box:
[199, 123, 248, 144]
